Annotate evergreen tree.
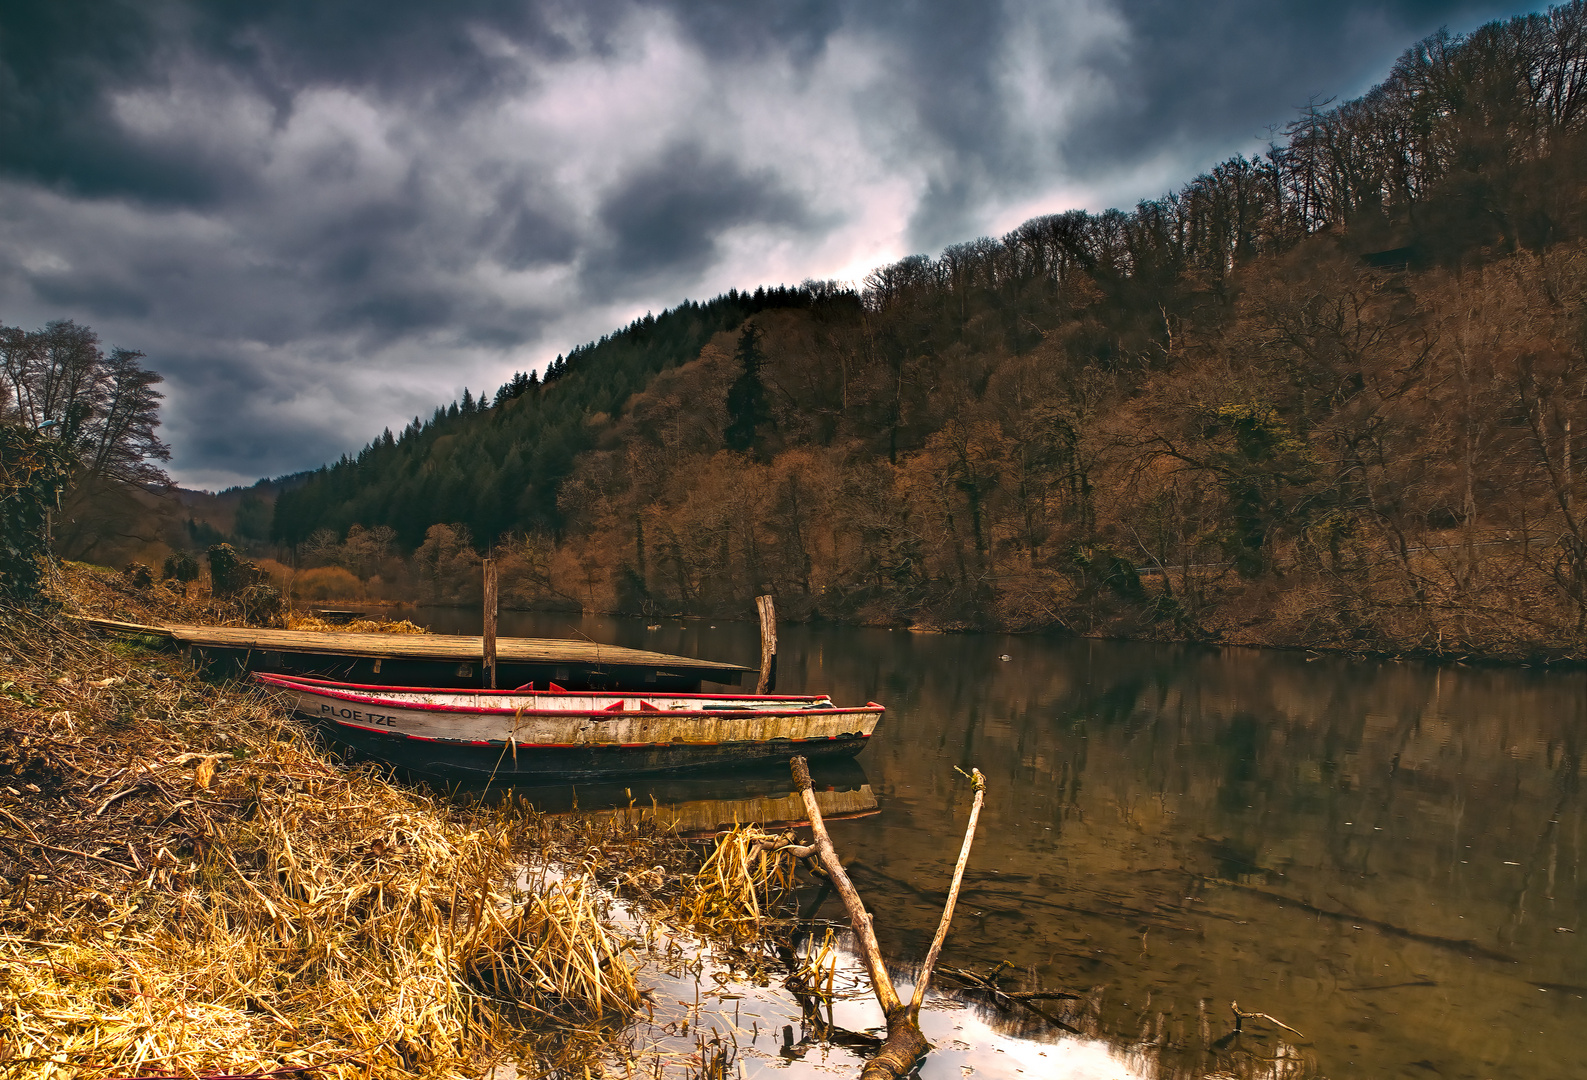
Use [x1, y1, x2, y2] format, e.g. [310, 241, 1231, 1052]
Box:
[724, 324, 771, 455]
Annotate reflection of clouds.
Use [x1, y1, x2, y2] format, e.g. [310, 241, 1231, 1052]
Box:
[629, 904, 1152, 1080]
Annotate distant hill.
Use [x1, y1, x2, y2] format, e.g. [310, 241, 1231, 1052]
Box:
[267, 6, 1587, 661]
[177, 471, 315, 546]
[272, 285, 855, 549]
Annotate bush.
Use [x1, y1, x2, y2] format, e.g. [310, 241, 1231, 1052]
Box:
[207, 543, 284, 624]
[0, 425, 73, 602]
[292, 566, 365, 601]
[161, 550, 199, 584]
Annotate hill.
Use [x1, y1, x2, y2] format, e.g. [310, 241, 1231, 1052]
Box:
[269, 5, 1587, 661]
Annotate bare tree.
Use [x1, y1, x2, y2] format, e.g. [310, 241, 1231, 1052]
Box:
[1, 320, 171, 561]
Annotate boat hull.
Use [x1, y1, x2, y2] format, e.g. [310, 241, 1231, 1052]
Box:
[256, 674, 882, 779]
[323, 721, 871, 778]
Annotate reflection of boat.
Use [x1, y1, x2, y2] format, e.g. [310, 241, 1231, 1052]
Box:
[255, 673, 883, 779]
[452, 761, 880, 836]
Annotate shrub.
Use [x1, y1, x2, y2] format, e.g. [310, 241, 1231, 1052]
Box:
[0, 425, 73, 602]
[161, 550, 199, 584]
[292, 566, 365, 601]
[207, 543, 284, 623]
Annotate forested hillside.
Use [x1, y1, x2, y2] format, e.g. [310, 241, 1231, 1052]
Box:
[272, 5, 1587, 660]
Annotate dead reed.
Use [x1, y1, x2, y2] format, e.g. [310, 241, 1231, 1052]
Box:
[0, 567, 640, 1079]
[282, 614, 430, 635]
[674, 827, 798, 939]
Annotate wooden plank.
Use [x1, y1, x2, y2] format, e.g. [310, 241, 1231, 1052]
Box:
[159, 623, 753, 674]
[67, 615, 176, 639]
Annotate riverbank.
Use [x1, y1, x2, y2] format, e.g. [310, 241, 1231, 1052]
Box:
[0, 577, 650, 1078]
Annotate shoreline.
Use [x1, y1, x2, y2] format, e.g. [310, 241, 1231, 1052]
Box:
[354, 596, 1587, 673]
[1, 572, 658, 1076]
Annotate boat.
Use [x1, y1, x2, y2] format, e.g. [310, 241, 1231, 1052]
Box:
[254, 673, 883, 778]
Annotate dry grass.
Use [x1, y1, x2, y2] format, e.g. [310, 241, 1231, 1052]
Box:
[463, 874, 637, 1019]
[283, 613, 430, 635]
[675, 826, 799, 939]
[48, 562, 253, 629]
[0, 568, 642, 1079]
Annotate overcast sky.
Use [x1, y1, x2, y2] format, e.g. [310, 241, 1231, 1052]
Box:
[0, 0, 1533, 489]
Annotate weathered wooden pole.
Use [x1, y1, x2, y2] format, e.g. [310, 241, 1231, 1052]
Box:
[482, 557, 499, 689]
[755, 593, 777, 694]
[909, 767, 985, 1021]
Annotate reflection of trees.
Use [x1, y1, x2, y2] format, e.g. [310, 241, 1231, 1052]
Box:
[799, 626, 1587, 1079]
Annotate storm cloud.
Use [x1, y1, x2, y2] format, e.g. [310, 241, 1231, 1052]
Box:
[0, 0, 1531, 487]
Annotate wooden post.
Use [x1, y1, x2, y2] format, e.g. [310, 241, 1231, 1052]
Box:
[482, 557, 498, 689]
[755, 593, 777, 694]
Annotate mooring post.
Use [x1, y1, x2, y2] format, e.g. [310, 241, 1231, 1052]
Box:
[482, 557, 499, 689]
[755, 593, 777, 694]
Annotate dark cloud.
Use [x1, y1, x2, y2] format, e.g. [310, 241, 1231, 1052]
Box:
[494, 200, 581, 270]
[587, 142, 813, 288]
[0, 0, 1542, 487]
[28, 273, 152, 320]
[1066, 0, 1519, 167]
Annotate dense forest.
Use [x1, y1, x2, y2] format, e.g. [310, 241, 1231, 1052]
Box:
[268, 4, 1587, 660]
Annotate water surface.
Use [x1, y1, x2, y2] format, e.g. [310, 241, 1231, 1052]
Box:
[421, 607, 1587, 1079]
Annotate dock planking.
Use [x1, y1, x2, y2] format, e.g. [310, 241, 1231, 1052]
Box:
[72, 616, 754, 689]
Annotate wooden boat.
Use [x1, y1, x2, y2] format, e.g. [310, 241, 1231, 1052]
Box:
[254, 673, 883, 778]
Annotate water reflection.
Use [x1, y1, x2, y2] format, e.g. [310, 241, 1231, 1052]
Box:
[419, 608, 1587, 1079]
[437, 759, 879, 836]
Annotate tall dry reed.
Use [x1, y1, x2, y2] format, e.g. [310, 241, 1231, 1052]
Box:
[0, 567, 640, 1080]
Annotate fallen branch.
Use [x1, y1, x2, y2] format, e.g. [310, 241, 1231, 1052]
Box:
[790, 755, 985, 1080]
[940, 965, 1081, 1034]
[940, 966, 1082, 1000]
[1232, 1000, 1306, 1040]
[4, 836, 137, 872]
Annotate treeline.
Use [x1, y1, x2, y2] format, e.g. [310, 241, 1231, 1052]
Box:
[269, 6, 1587, 660]
[271, 283, 856, 549]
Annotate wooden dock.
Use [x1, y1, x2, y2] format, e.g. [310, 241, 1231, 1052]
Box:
[72, 616, 755, 690]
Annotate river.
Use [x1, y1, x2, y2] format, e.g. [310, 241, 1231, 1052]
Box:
[416, 607, 1587, 1079]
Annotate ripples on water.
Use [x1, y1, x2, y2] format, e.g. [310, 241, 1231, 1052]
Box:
[420, 608, 1587, 1079]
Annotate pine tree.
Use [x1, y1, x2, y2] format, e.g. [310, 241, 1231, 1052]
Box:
[723, 324, 771, 456]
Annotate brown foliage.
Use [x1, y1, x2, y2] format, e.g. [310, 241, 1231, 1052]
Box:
[536, 239, 1587, 659]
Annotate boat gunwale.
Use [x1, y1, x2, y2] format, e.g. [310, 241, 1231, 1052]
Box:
[254, 672, 884, 720]
[261, 672, 831, 702]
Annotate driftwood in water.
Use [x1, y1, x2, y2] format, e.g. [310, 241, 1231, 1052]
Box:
[790, 755, 985, 1080]
[940, 964, 1081, 1033]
